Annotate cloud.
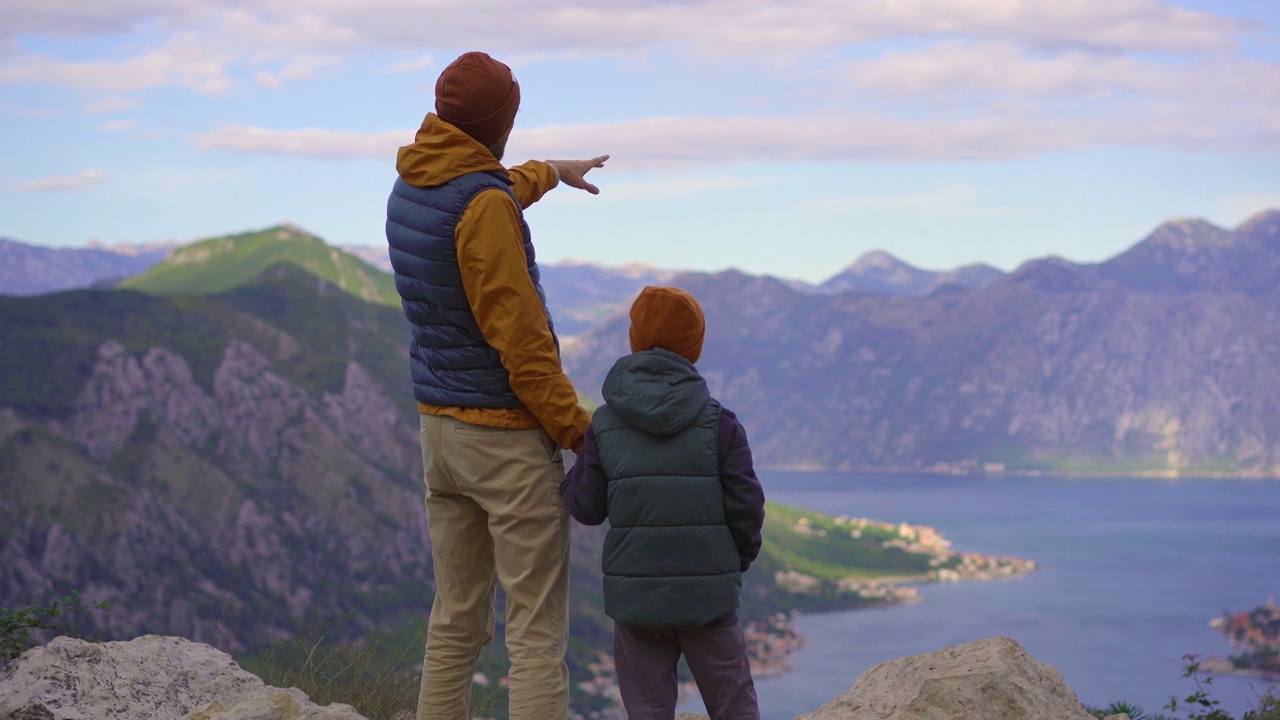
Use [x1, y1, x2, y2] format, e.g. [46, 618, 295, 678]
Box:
[191, 107, 1271, 168]
[83, 96, 142, 114]
[0, 1, 205, 39]
[252, 53, 340, 88]
[0, 34, 233, 93]
[508, 112, 1261, 169]
[193, 123, 404, 158]
[0, 1, 1251, 78]
[840, 41, 1280, 102]
[380, 55, 435, 74]
[289, 0, 1246, 56]
[9, 169, 107, 192]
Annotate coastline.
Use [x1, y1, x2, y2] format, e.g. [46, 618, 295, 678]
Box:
[1199, 656, 1280, 682]
[760, 464, 1280, 481]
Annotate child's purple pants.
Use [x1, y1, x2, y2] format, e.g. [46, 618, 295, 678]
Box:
[613, 621, 761, 720]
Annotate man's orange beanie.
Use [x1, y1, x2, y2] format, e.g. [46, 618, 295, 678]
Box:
[628, 286, 706, 364]
[434, 51, 520, 146]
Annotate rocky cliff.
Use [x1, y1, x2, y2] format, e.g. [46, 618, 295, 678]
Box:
[1, 316, 431, 651]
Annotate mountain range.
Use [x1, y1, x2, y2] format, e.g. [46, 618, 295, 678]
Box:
[565, 209, 1280, 476]
[6, 211, 1280, 477]
[0, 228, 1005, 321]
[0, 237, 176, 296]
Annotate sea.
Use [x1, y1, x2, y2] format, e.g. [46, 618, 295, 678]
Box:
[685, 471, 1280, 720]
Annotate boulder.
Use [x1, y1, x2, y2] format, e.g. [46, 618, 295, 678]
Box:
[0, 635, 366, 720]
[797, 635, 1093, 720]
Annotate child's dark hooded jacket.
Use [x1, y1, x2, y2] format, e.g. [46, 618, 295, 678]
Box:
[561, 347, 765, 630]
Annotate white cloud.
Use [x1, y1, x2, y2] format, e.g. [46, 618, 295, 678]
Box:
[192, 108, 1267, 168]
[83, 96, 142, 114]
[252, 53, 340, 88]
[291, 0, 1244, 56]
[192, 123, 404, 158]
[0, 1, 1251, 82]
[380, 55, 436, 74]
[0, 1, 206, 39]
[0, 33, 233, 93]
[9, 169, 107, 192]
[840, 41, 1280, 102]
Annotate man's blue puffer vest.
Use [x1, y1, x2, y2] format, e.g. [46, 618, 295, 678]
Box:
[385, 170, 557, 408]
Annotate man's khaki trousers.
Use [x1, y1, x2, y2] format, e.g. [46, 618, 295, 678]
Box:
[415, 414, 571, 720]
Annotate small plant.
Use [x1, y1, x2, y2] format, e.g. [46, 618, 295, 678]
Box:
[240, 616, 426, 720]
[0, 590, 109, 662]
[1165, 654, 1233, 720]
[1088, 700, 1176, 719]
[1090, 654, 1280, 720]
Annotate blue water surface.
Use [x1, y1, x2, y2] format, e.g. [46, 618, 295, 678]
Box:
[727, 473, 1280, 720]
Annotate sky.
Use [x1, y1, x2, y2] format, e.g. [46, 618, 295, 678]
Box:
[2, 0, 1279, 284]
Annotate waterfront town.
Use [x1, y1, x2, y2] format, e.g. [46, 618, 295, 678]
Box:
[1205, 598, 1280, 679]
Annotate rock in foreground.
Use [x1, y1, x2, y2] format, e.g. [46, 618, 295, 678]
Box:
[798, 635, 1093, 720]
[0, 635, 365, 720]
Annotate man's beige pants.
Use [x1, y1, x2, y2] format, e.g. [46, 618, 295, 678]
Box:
[416, 414, 571, 720]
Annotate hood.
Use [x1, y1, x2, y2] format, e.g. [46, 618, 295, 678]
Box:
[396, 113, 510, 188]
[601, 349, 711, 437]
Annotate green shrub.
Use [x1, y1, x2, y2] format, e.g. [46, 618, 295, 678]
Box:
[0, 591, 108, 662]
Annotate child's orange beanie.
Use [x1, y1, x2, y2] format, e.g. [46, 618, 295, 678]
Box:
[628, 286, 705, 363]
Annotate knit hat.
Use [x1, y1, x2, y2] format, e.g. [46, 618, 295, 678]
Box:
[434, 51, 521, 146]
[628, 286, 706, 363]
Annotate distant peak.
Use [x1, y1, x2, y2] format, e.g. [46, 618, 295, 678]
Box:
[848, 249, 911, 271]
[1235, 208, 1280, 234]
[271, 222, 316, 240]
[1139, 216, 1228, 250]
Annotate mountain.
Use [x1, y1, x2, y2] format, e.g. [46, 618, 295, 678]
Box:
[338, 244, 393, 273]
[817, 250, 1004, 296]
[1097, 212, 1280, 294]
[0, 238, 175, 296]
[121, 224, 399, 307]
[0, 265, 428, 651]
[565, 210, 1280, 476]
[116, 224, 667, 336]
[538, 261, 673, 336]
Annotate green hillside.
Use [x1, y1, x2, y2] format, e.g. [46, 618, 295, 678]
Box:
[120, 224, 398, 306]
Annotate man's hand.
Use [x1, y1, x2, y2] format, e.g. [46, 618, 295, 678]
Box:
[548, 155, 609, 195]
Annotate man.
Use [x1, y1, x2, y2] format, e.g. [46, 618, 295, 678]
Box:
[385, 51, 608, 720]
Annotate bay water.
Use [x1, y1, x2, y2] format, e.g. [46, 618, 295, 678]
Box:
[721, 472, 1280, 719]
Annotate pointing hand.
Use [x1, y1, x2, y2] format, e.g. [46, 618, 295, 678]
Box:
[549, 155, 610, 195]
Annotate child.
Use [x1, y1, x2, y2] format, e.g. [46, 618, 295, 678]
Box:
[561, 285, 766, 720]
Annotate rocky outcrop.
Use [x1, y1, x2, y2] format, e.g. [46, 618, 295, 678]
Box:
[0, 635, 365, 720]
[796, 636, 1091, 720]
[0, 635, 1120, 720]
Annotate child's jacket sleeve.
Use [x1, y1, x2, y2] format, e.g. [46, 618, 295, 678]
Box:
[717, 406, 765, 571]
[561, 426, 608, 525]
